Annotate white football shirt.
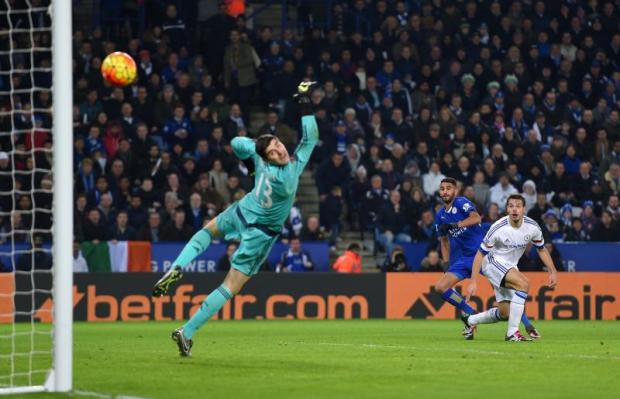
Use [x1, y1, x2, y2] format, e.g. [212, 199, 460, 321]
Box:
[479, 216, 544, 267]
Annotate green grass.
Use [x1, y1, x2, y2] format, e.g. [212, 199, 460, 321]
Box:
[2, 320, 619, 399]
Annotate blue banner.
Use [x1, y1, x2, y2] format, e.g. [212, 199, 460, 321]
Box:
[399, 242, 620, 272]
[150, 241, 330, 273]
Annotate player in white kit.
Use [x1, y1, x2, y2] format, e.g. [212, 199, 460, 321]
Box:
[464, 194, 558, 341]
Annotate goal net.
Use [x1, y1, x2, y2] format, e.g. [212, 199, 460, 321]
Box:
[0, 0, 72, 394]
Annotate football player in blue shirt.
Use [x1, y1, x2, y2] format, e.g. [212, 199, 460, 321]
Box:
[434, 178, 540, 340]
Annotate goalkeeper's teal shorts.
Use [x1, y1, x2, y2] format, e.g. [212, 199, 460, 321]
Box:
[216, 202, 280, 276]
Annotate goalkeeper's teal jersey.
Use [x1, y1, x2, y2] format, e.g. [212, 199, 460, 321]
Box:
[231, 115, 318, 231]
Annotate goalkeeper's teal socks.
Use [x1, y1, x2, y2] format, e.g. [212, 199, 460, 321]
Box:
[441, 288, 477, 314]
[172, 229, 212, 269]
[183, 284, 233, 339]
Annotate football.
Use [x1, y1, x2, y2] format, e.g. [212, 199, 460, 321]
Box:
[101, 51, 137, 86]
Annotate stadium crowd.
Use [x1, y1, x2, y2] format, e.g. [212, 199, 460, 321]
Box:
[1, 0, 619, 271]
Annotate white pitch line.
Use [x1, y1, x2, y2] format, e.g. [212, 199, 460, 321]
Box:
[72, 390, 153, 399]
[296, 341, 620, 361]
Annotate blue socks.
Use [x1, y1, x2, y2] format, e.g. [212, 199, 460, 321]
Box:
[172, 229, 212, 269]
[441, 288, 476, 315]
[521, 311, 533, 329]
[183, 284, 233, 339]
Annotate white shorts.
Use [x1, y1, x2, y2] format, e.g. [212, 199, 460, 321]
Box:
[481, 255, 517, 302]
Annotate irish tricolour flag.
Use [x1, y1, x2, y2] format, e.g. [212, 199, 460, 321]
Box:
[80, 241, 151, 272]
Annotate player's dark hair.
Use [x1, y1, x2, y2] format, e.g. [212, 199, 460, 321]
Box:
[440, 177, 458, 186]
[255, 134, 277, 161]
[506, 194, 526, 208]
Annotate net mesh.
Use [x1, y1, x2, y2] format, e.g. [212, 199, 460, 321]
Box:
[0, 0, 54, 388]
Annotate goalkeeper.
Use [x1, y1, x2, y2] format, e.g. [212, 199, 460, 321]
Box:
[152, 81, 319, 356]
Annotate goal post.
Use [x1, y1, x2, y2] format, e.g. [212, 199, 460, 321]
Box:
[0, 0, 72, 394]
[51, 0, 73, 393]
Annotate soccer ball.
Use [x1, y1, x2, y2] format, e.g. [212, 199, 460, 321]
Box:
[101, 51, 137, 86]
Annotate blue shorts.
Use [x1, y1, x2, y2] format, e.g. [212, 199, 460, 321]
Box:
[447, 257, 474, 280]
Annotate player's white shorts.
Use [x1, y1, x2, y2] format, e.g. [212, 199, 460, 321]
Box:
[481, 255, 517, 302]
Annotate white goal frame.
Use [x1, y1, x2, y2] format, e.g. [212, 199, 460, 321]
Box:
[0, 0, 73, 394]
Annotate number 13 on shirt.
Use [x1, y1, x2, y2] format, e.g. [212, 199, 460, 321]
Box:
[256, 173, 273, 208]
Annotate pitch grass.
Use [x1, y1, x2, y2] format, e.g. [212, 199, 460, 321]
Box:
[3, 320, 619, 399]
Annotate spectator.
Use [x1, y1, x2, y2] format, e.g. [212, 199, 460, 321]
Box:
[332, 243, 362, 273]
[565, 217, 590, 242]
[422, 162, 446, 198]
[472, 171, 491, 210]
[420, 249, 447, 272]
[127, 192, 148, 230]
[604, 163, 620, 197]
[489, 173, 518, 212]
[208, 159, 229, 200]
[161, 209, 193, 241]
[73, 241, 89, 272]
[223, 29, 258, 112]
[527, 192, 552, 224]
[259, 111, 297, 153]
[109, 211, 137, 241]
[592, 211, 619, 241]
[300, 216, 325, 241]
[319, 185, 344, 247]
[376, 190, 412, 259]
[521, 180, 537, 212]
[193, 173, 225, 217]
[186, 192, 207, 232]
[542, 210, 564, 242]
[381, 245, 408, 272]
[163, 104, 193, 151]
[138, 212, 163, 243]
[82, 209, 108, 242]
[607, 195, 620, 221]
[276, 238, 314, 272]
[216, 242, 239, 272]
[316, 152, 350, 199]
[16, 235, 52, 271]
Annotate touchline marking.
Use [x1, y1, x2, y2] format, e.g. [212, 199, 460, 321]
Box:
[296, 342, 620, 361]
[72, 390, 153, 399]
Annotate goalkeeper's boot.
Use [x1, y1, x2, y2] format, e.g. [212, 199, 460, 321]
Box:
[526, 326, 542, 340]
[152, 265, 183, 297]
[172, 328, 193, 357]
[505, 331, 531, 342]
[460, 312, 476, 341]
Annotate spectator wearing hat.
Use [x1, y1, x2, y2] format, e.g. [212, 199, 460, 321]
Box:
[580, 201, 598, 237]
[521, 180, 537, 212]
[542, 209, 564, 242]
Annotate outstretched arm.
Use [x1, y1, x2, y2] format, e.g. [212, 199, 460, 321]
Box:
[231, 137, 257, 160]
[293, 115, 319, 175]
